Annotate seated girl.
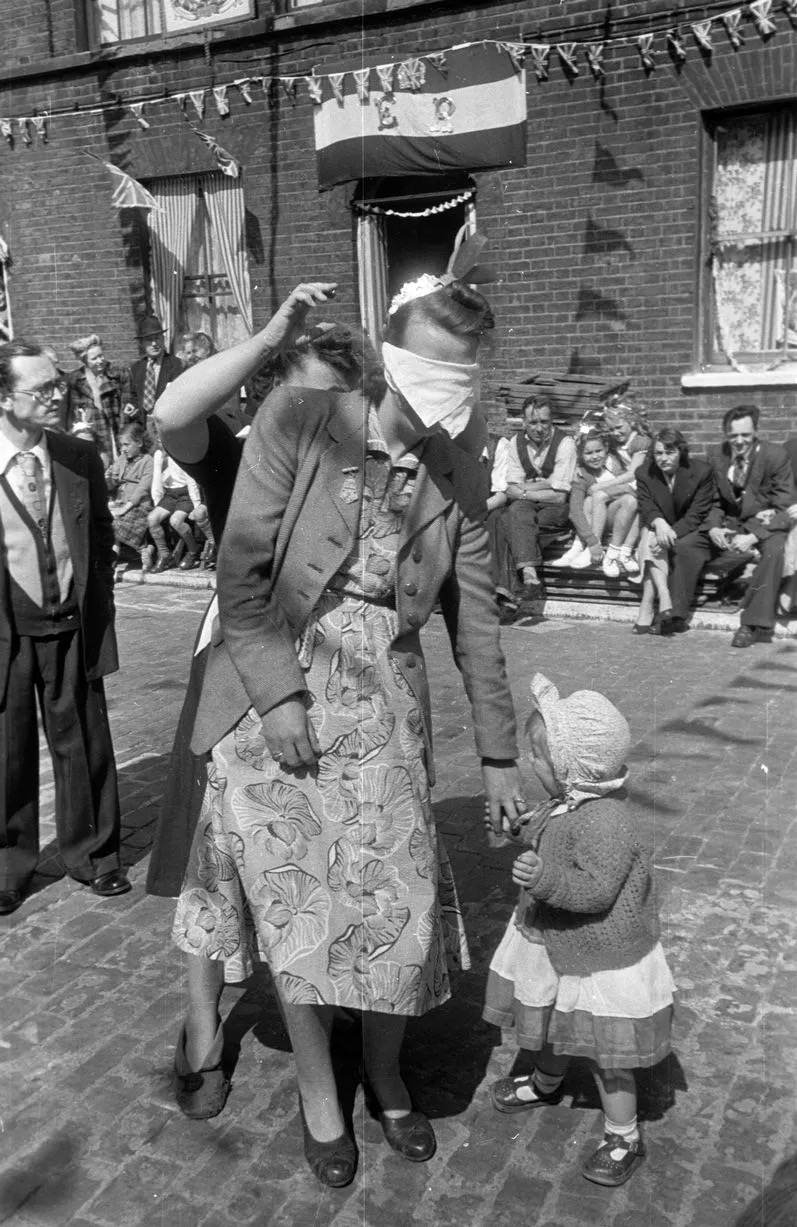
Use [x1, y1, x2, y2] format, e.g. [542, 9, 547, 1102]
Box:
[555, 430, 640, 577]
[147, 440, 208, 572]
[105, 423, 154, 570]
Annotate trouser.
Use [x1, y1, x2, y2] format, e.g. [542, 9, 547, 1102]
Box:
[738, 530, 786, 628]
[670, 531, 712, 621]
[0, 630, 121, 892]
[505, 500, 570, 567]
[486, 508, 518, 600]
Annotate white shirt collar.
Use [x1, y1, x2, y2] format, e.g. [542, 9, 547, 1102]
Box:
[0, 428, 50, 478]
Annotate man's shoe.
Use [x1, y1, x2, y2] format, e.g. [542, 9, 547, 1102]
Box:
[151, 555, 174, 574]
[0, 889, 23, 915]
[91, 870, 132, 897]
[731, 625, 756, 649]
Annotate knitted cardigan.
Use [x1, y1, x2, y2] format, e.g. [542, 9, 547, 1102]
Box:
[523, 795, 660, 976]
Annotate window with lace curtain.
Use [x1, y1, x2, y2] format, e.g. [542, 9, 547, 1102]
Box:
[707, 105, 797, 368]
[91, 0, 161, 43]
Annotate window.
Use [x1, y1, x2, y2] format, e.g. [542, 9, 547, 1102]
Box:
[92, 0, 161, 44]
[354, 175, 476, 342]
[706, 105, 797, 367]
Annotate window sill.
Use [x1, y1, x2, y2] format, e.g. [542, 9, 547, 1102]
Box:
[681, 367, 797, 390]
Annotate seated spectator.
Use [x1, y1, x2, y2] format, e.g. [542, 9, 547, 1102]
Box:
[603, 401, 653, 475]
[105, 423, 154, 571]
[554, 429, 640, 577]
[68, 333, 125, 466]
[706, 406, 793, 647]
[635, 428, 715, 634]
[497, 395, 577, 591]
[778, 433, 797, 615]
[147, 439, 207, 573]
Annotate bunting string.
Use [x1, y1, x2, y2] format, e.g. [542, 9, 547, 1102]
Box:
[0, 6, 794, 150]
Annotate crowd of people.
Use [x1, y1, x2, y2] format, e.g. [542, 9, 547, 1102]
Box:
[488, 393, 797, 647]
[0, 249, 791, 1198]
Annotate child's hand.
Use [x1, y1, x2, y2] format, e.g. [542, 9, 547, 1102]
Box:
[512, 849, 543, 888]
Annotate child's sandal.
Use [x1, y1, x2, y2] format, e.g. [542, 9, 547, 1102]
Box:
[490, 1074, 562, 1114]
[581, 1132, 646, 1187]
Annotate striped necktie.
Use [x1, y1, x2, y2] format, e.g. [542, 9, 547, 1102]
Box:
[16, 450, 48, 538]
[142, 358, 158, 415]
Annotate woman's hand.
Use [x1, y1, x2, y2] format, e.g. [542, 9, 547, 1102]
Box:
[260, 282, 338, 354]
[708, 526, 731, 550]
[482, 759, 526, 837]
[260, 694, 321, 770]
[512, 849, 544, 888]
[653, 517, 677, 548]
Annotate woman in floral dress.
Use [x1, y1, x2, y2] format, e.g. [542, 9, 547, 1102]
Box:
[169, 266, 524, 1187]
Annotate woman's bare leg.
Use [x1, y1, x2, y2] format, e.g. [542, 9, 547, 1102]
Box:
[183, 953, 225, 1067]
[362, 1012, 411, 1117]
[279, 999, 344, 1141]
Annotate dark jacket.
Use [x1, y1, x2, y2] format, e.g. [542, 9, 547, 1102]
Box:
[706, 440, 794, 539]
[0, 430, 118, 703]
[124, 353, 184, 420]
[636, 455, 716, 537]
[191, 386, 518, 773]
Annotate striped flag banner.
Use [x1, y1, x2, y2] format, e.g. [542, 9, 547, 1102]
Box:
[313, 43, 526, 190]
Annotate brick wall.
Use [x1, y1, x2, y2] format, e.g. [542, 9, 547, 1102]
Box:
[1, 0, 796, 450]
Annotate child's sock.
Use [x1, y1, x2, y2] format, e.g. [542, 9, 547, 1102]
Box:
[604, 1115, 640, 1144]
[532, 1068, 564, 1097]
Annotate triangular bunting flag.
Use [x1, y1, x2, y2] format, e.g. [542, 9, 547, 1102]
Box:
[235, 79, 253, 105]
[174, 93, 187, 110]
[19, 118, 31, 145]
[305, 73, 323, 104]
[329, 72, 346, 105]
[585, 43, 605, 78]
[376, 63, 395, 94]
[32, 114, 47, 142]
[530, 44, 550, 81]
[282, 78, 297, 105]
[785, 0, 797, 22]
[213, 86, 230, 116]
[130, 102, 150, 129]
[427, 50, 448, 74]
[353, 69, 371, 103]
[637, 33, 656, 71]
[667, 28, 688, 61]
[189, 90, 205, 119]
[556, 43, 579, 76]
[721, 9, 744, 48]
[397, 58, 426, 90]
[0, 119, 11, 144]
[498, 41, 526, 71]
[691, 20, 714, 54]
[749, 0, 776, 36]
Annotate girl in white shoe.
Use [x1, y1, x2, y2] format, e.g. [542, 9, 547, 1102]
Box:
[483, 674, 675, 1188]
[560, 430, 640, 576]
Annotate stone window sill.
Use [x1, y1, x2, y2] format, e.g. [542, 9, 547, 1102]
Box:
[681, 368, 797, 390]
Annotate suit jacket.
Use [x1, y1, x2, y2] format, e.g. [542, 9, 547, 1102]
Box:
[636, 456, 715, 537]
[782, 435, 797, 486]
[124, 353, 184, 419]
[0, 430, 118, 703]
[191, 385, 518, 776]
[706, 440, 794, 539]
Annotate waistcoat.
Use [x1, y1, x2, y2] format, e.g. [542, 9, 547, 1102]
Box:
[0, 476, 79, 636]
[515, 427, 568, 480]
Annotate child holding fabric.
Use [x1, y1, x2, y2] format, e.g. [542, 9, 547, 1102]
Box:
[483, 674, 675, 1187]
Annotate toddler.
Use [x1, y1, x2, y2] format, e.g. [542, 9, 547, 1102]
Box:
[483, 673, 675, 1187]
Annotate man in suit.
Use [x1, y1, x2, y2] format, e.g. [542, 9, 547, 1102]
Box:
[636, 428, 716, 633]
[123, 315, 183, 439]
[706, 405, 794, 647]
[0, 340, 129, 914]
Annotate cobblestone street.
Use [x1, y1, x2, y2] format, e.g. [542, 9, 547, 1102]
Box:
[1, 586, 795, 1227]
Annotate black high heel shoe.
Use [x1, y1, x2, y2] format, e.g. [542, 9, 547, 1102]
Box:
[299, 1101, 357, 1188]
[362, 1076, 436, 1163]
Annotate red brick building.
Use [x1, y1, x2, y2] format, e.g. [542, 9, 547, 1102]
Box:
[1, 0, 796, 446]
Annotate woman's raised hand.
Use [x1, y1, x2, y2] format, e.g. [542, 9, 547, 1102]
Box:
[260, 282, 338, 354]
[260, 694, 322, 771]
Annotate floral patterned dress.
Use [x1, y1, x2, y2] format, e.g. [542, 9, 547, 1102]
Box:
[172, 418, 469, 1014]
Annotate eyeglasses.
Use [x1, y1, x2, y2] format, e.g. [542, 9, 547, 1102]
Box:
[15, 380, 67, 406]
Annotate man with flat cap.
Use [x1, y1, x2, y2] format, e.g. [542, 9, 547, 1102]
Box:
[0, 339, 129, 914]
[124, 315, 183, 439]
